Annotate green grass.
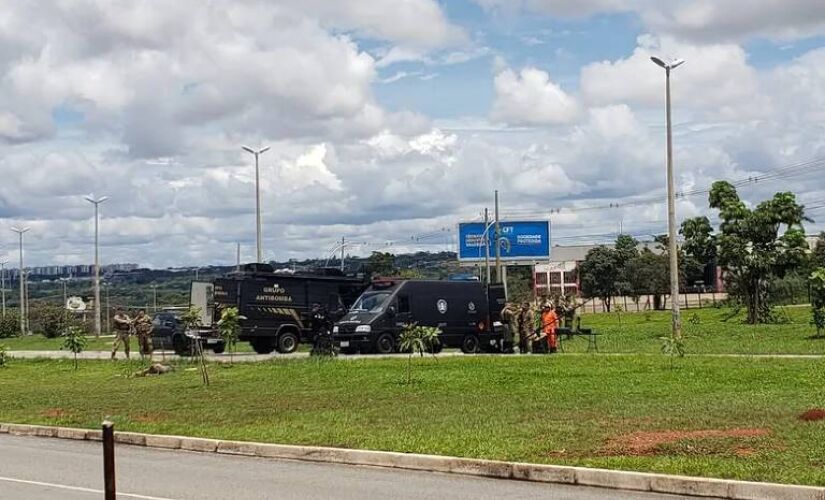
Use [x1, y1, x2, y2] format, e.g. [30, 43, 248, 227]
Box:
[2, 355, 825, 485]
[569, 306, 825, 355]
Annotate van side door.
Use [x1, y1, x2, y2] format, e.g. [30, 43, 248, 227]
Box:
[394, 293, 412, 329]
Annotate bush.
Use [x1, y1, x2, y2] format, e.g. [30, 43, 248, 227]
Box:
[0, 311, 21, 338]
[0, 344, 7, 367]
[30, 303, 72, 338]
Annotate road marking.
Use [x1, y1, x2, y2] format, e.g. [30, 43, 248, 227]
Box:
[0, 476, 178, 500]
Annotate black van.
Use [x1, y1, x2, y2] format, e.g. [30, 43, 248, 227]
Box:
[213, 264, 368, 354]
[332, 279, 506, 354]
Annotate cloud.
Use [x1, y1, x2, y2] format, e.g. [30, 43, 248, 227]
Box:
[491, 67, 580, 126]
[580, 35, 767, 119]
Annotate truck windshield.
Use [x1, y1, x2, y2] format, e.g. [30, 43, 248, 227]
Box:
[351, 292, 391, 313]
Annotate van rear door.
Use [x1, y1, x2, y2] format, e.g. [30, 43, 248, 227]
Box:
[189, 281, 215, 327]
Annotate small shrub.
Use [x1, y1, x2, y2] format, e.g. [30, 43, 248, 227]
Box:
[810, 269, 825, 338]
[62, 325, 87, 370]
[0, 311, 21, 338]
[689, 313, 701, 325]
[398, 324, 441, 384]
[31, 303, 71, 338]
[217, 307, 244, 365]
[0, 344, 7, 367]
[660, 336, 685, 370]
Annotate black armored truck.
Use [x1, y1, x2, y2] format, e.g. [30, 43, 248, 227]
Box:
[332, 279, 507, 354]
[212, 263, 368, 354]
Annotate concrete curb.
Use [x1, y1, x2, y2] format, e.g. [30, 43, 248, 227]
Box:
[2, 423, 823, 499]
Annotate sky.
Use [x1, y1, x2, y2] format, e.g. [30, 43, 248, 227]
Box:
[1, 0, 825, 268]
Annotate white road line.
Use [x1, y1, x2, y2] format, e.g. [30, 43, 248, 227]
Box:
[0, 476, 178, 500]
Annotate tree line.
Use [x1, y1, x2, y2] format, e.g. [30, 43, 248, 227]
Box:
[579, 180, 825, 323]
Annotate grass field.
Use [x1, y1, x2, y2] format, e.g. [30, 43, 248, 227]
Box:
[2, 355, 825, 485]
[2, 306, 823, 356]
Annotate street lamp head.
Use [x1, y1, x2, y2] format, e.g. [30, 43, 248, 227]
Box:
[242, 146, 255, 154]
[242, 145, 270, 155]
[85, 195, 108, 204]
[259, 146, 270, 154]
[10, 226, 30, 234]
[651, 56, 685, 71]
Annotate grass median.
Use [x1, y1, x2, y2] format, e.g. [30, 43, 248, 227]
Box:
[2, 354, 824, 486]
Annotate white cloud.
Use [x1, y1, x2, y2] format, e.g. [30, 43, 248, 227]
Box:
[491, 67, 580, 126]
[580, 35, 767, 119]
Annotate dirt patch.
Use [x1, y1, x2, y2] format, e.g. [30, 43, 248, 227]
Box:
[131, 412, 169, 424]
[40, 408, 68, 419]
[799, 409, 825, 421]
[602, 428, 770, 456]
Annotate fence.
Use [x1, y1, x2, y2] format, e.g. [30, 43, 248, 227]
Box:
[579, 292, 730, 314]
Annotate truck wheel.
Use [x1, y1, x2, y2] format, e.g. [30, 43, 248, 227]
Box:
[276, 331, 299, 354]
[211, 344, 226, 354]
[374, 333, 395, 355]
[461, 334, 480, 354]
[250, 338, 276, 354]
[173, 335, 190, 356]
[427, 340, 443, 354]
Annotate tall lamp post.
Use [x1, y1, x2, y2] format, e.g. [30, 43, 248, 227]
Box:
[0, 260, 7, 318]
[10, 226, 30, 335]
[85, 195, 108, 338]
[242, 145, 270, 263]
[651, 55, 685, 340]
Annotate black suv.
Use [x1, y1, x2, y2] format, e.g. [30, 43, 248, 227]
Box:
[151, 311, 226, 355]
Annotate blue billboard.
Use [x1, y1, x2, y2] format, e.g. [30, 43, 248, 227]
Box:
[458, 220, 551, 262]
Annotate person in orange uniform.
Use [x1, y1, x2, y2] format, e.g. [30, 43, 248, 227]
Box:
[541, 300, 559, 353]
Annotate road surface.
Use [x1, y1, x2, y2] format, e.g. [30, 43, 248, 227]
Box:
[0, 434, 691, 499]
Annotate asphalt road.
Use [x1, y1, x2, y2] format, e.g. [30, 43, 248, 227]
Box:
[0, 435, 691, 500]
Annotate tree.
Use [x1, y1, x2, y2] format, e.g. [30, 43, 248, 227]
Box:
[625, 249, 669, 309]
[579, 246, 621, 312]
[709, 181, 809, 323]
[614, 234, 639, 296]
[62, 325, 87, 370]
[367, 252, 395, 276]
[810, 269, 825, 338]
[680, 216, 717, 287]
[398, 324, 441, 384]
[217, 307, 243, 365]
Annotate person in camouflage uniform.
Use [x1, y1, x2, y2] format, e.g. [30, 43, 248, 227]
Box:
[500, 302, 519, 353]
[133, 309, 154, 357]
[517, 302, 535, 353]
[556, 294, 578, 330]
[111, 308, 132, 360]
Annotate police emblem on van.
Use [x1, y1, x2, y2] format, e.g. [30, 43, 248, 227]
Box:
[468, 301, 476, 311]
[436, 299, 448, 314]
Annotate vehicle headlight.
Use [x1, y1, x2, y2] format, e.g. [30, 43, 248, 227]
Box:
[355, 325, 371, 333]
[332, 326, 339, 333]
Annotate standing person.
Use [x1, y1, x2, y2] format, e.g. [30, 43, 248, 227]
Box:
[133, 309, 154, 357]
[517, 302, 534, 354]
[111, 307, 132, 360]
[500, 302, 519, 353]
[541, 300, 560, 353]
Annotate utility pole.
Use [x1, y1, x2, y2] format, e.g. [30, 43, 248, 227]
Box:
[104, 283, 111, 334]
[152, 284, 158, 311]
[236, 242, 241, 272]
[340, 237, 345, 272]
[483, 208, 491, 285]
[651, 55, 685, 340]
[494, 190, 502, 283]
[0, 261, 6, 318]
[11, 226, 29, 335]
[85, 195, 108, 338]
[242, 145, 270, 263]
[62, 278, 68, 308]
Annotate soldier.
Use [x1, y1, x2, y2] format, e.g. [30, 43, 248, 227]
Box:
[133, 309, 154, 357]
[517, 302, 534, 354]
[111, 308, 132, 360]
[499, 302, 519, 353]
[558, 294, 578, 330]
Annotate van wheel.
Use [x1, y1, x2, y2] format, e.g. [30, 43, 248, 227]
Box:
[250, 338, 276, 354]
[276, 331, 299, 354]
[211, 344, 226, 354]
[374, 333, 395, 355]
[461, 334, 480, 354]
[173, 335, 190, 356]
[427, 340, 443, 354]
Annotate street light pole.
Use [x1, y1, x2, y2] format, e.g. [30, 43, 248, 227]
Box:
[0, 261, 6, 318]
[85, 195, 109, 338]
[242, 145, 270, 263]
[11, 226, 30, 335]
[651, 56, 685, 341]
